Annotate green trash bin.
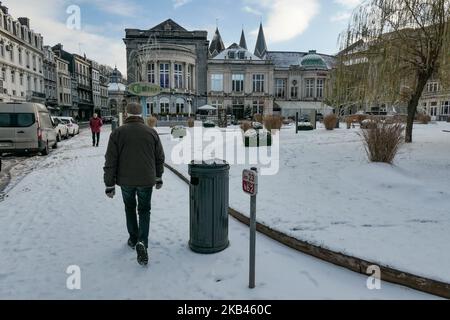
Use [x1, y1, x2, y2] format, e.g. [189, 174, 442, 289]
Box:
[189, 159, 230, 254]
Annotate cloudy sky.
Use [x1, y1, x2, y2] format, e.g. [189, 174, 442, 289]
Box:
[5, 0, 363, 75]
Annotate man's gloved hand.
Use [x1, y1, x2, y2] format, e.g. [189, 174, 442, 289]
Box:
[155, 177, 163, 190]
[105, 186, 116, 199]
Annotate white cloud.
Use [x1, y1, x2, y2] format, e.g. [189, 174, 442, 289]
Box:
[6, 0, 126, 73]
[246, 0, 320, 43]
[242, 6, 262, 16]
[93, 0, 139, 17]
[330, 11, 351, 22]
[332, 0, 363, 23]
[173, 0, 192, 9]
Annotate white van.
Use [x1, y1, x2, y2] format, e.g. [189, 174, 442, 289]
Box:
[0, 102, 58, 155]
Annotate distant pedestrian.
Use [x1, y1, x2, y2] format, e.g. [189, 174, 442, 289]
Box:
[89, 113, 103, 147]
[103, 102, 165, 266]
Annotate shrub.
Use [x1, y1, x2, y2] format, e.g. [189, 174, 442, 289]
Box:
[263, 115, 283, 132]
[253, 114, 263, 123]
[416, 113, 431, 124]
[187, 118, 195, 128]
[147, 116, 157, 128]
[324, 114, 338, 130]
[240, 121, 253, 132]
[359, 121, 404, 164]
[361, 118, 378, 129]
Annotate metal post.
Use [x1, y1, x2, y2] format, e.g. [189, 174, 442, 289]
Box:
[249, 167, 257, 289]
[141, 96, 147, 119]
[296, 112, 299, 134]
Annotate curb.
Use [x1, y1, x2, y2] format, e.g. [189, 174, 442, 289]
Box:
[164, 163, 449, 299]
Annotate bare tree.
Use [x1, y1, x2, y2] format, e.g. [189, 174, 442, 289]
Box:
[334, 0, 450, 142]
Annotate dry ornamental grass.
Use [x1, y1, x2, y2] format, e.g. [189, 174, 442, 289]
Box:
[263, 116, 283, 132]
[324, 114, 338, 130]
[359, 121, 404, 164]
[240, 121, 253, 132]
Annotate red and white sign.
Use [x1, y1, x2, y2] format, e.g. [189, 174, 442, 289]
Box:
[242, 169, 258, 196]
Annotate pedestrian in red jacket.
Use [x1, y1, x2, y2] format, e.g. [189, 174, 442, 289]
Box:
[89, 113, 103, 147]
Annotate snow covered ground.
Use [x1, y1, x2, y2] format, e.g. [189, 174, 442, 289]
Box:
[0, 128, 437, 299]
[160, 122, 450, 285]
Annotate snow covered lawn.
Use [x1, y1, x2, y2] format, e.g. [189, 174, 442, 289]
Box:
[161, 122, 450, 285]
[0, 128, 436, 299]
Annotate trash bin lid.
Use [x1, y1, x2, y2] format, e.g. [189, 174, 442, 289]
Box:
[189, 159, 229, 169]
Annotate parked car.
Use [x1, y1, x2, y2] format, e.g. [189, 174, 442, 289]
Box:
[102, 116, 113, 124]
[56, 117, 79, 136]
[51, 117, 69, 141]
[252, 122, 264, 130]
[0, 102, 58, 155]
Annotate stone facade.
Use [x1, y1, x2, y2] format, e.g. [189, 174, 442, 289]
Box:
[55, 55, 72, 116]
[419, 79, 450, 121]
[208, 44, 274, 119]
[268, 50, 336, 117]
[43, 45, 57, 111]
[0, 4, 45, 103]
[124, 19, 336, 119]
[124, 19, 209, 115]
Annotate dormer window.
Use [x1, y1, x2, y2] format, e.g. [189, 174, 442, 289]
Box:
[228, 51, 235, 59]
[238, 51, 245, 60]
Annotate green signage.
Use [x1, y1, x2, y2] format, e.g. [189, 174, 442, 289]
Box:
[128, 82, 161, 97]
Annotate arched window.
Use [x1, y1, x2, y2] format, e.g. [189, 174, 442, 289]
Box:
[175, 98, 185, 114]
[160, 97, 170, 114]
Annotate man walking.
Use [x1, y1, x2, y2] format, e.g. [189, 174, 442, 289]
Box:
[90, 113, 103, 147]
[103, 103, 165, 266]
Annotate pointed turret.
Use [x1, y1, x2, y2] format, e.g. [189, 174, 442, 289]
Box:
[239, 29, 247, 50]
[209, 27, 225, 57]
[254, 23, 267, 59]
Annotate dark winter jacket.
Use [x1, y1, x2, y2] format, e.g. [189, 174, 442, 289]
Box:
[103, 117, 165, 187]
[90, 117, 103, 133]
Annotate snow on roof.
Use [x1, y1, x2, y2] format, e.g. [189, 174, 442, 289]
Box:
[212, 44, 262, 61]
[266, 51, 336, 69]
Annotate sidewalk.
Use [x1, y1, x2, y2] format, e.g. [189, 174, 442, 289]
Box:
[0, 129, 437, 299]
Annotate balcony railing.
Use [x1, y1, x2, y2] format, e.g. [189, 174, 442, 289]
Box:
[27, 91, 46, 99]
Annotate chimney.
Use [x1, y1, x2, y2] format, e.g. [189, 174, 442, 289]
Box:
[18, 17, 30, 28]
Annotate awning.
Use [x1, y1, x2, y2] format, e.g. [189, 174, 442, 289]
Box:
[274, 101, 334, 116]
[198, 105, 217, 111]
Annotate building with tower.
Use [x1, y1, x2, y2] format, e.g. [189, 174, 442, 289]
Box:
[124, 19, 336, 119]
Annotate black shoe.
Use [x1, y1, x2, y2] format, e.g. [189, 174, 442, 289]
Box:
[127, 238, 137, 250]
[136, 242, 148, 266]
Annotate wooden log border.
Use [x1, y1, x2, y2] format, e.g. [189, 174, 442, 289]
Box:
[164, 163, 449, 299]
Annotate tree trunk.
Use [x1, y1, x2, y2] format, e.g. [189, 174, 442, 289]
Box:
[405, 74, 431, 143]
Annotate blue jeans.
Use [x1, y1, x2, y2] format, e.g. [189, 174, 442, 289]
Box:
[121, 186, 153, 248]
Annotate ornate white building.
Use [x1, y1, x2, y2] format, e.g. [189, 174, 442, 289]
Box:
[124, 19, 209, 115]
[0, 4, 45, 103]
[123, 19, 336, 119]
[207, 23, 335, 119]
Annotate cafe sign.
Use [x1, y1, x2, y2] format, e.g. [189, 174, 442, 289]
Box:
[128, 82, 161, 97]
